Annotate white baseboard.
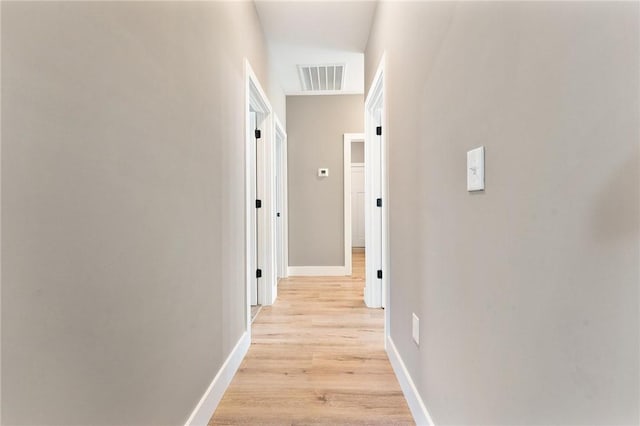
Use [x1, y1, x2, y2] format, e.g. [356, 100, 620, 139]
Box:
[386, 335, 435, 426]
[287, 266, 347, 276]
[184, 331, 250, 426]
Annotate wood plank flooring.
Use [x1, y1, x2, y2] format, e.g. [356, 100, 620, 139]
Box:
[209, 249, 414, 425]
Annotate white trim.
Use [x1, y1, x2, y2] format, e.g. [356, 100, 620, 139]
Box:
[0, 2, 3, 421]
[256, 80, 276, 307]
[274, 116, 288, 282]
[344, 133, 365, 276]
[350, 163, 365, 248]
[386, 336, 435, 426]
[364, 53, 387, 314]
[286, 90, 363, 96]
[184, 332, 251, 426]
[245, 59, 275, 326]
[380, 53, 390, 336]
[287, 266, 347, 276]
[344, 135, 351, 276]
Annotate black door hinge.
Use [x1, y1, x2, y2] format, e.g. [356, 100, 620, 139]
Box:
[276, 212, 281, 217]
[255, 129, 262, 139]
[376, 126, 382, 136]
[376, 198, 382, 207]
[377, 270, 383, 279]
[256, 269, 262, 278]
[255, 199, 262, 208]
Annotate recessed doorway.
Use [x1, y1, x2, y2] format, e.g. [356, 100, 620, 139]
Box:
[343, 133, 365, 277]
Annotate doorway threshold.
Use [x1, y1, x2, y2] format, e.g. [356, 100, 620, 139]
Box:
[251, 305, 262, 323]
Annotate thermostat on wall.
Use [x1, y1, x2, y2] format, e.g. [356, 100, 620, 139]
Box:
[318, 168, 329, 177]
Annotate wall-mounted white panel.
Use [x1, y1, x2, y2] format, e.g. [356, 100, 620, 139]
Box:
[467, 146, 485, 191]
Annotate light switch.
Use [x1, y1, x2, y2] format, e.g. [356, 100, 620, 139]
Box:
[318, 168, 329, 177]
[467, 146, 485, 191]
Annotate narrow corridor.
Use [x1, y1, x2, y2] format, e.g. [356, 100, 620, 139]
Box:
[210, 250, 413, 424]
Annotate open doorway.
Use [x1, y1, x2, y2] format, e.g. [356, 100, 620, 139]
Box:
[245, 60, 275, 329]
[343, 133, 366, 278]
[351, 142, 365, 248]
[351, 140, 365, 280]
[364, 54, 387, 316]
[249, 108, 266, 323]
[274, 118, 288, 283]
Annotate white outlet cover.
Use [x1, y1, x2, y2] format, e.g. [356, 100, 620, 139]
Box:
[318, 168, 329, 177]
[467, 146, 485, 191]
[412, 313, 419, 346]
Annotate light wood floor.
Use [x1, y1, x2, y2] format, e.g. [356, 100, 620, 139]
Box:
[209, 249, 414, 425]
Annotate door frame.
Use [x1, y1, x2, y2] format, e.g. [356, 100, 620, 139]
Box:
[244, 59, 275, 332]
[343, 133, 365, 276]
[273, 116, 288, 282]
[350, 163, 365, 248]
[364, 53, 388, 323]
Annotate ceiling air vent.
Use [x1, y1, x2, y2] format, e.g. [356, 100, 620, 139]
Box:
[298, 64, 345, 92]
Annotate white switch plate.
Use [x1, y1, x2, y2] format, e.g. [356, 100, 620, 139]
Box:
[467, 146, 485, 191]
[412, 313, 419, 346]
[318, 168, 329, 177]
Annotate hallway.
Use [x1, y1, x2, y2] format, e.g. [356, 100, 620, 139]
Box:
[210, 250, 413, 424]
[2, 2, 638, 425]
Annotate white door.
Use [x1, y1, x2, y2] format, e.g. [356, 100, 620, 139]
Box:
[374, 109, 384, 308]
[351, 165, 365, 247]
[250, 111, 259, 306]
[275, 134, 283, 278]
[364, 105, 384, 308]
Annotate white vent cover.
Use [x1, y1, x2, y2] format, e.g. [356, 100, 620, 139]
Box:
[298, 64, 345, 92]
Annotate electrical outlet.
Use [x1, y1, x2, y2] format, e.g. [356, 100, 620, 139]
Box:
[412, 313, 419, 346]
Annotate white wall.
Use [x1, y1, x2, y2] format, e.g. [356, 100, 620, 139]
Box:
[366, 2, 639, 424]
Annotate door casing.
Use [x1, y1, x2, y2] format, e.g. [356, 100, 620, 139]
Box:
[351, 164, 365, 248]
[343, 133, 365, 276]
[364, 53, 388, 323]
[245, 59, 277, 332]
[274, 117, 288, 282]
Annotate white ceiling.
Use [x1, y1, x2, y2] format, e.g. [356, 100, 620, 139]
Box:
[254, 1, 378, 95]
